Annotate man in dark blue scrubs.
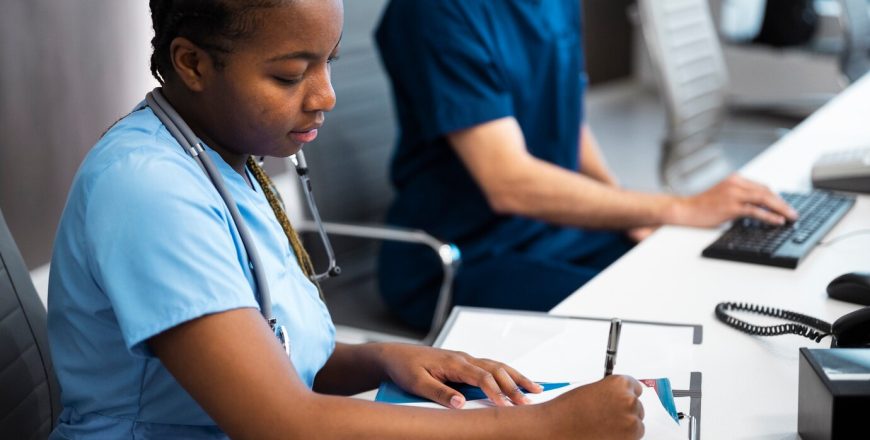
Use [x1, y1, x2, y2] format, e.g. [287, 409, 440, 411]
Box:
[375, 0, 797, 330]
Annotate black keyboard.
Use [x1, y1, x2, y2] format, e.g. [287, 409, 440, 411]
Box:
[702, 191, 856, 268]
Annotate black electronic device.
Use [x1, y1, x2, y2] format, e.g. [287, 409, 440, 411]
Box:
[811, 147, 870, 194]
[715, 303, 870, 348]
[798, 348, 870, 440]
[702, 191, 856, 268]
[827, 272, 870, 306]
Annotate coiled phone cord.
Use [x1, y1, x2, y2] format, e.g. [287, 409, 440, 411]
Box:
[715, 302, 832, 342]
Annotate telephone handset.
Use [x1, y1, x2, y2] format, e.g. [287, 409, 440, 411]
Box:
[831, 307, 870, 347]
[715, 302, 870, 348]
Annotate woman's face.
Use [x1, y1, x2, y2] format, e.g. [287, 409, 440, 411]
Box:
[198, 0, 343, 158]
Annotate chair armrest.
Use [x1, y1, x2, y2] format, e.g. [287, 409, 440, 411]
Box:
[296, 221, 461, 345]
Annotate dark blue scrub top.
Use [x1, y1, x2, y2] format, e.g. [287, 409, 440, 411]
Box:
[376, 0, 586, 261]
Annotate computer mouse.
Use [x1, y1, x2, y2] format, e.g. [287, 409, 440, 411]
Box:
[827, 272, 870, 306]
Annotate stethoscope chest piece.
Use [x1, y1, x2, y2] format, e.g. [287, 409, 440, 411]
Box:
[270, 319, 291, 356]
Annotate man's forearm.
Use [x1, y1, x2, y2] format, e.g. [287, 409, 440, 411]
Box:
[450, 117, 680, 230]
[489, 154, 682, 229]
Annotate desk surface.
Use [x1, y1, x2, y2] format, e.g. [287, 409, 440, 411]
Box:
[552, 75, 870, 439]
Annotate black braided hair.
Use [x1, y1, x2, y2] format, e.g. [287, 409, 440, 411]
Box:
[149, 0, 285, 85]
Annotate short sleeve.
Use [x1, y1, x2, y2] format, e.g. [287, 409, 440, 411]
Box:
[378, 1, 514, 142]
[84, 148, 258, 357]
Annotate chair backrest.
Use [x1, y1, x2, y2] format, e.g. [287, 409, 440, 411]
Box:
[838, 0, 870, 82]
[0, 208, 61, 439]
[302, 0, 395, 245]
[287, 0, 427, 339]
[638, 0, 731, 192]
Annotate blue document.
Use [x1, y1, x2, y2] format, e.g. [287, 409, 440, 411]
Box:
[375, 381, 571, 405]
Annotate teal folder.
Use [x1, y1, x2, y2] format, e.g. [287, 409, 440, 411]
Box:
[375, 378, 678, 423]
[375, 381, 571, 405]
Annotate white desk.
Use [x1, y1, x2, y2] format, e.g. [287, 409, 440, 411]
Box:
[552, 75, 870, 439]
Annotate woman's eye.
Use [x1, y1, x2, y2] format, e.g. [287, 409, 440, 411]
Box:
[327, 55, 340, 64]
[273, 76, 302, 86]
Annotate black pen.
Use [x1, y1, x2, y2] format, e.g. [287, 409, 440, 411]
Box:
[604, 318, 622, 377]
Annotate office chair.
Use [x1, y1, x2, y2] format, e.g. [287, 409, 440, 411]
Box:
[636, 0, 736, 194]
[0, 208, 61, 439]
[279, 0, 460, 345]
[838, 0, 870, 83]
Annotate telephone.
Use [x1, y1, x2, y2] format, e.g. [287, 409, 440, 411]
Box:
[715, 302, 870, 348]
[811, 147, 870, 194]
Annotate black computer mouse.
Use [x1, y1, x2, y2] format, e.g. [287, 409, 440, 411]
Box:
[827, 272, 870, 306]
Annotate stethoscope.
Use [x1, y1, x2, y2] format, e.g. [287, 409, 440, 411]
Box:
[144, 87, 339, 356]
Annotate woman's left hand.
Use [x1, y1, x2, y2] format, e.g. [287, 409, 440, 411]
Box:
[376, 343, 543, 409]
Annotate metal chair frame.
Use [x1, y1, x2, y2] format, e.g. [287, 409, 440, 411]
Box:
[295, 220, 460, 346]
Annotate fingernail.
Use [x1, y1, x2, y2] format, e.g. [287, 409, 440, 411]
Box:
[523, 395, 533, 404]
[450, 395, 464, 408]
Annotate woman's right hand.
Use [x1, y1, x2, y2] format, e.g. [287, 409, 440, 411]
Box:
[544, 375, 645, 440]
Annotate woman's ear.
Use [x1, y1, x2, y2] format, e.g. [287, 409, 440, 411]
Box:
[168, 37, 215, 92]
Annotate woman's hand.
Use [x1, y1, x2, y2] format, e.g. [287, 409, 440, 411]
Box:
[376, 344, 543, 408]
[545, 375, 645, 440]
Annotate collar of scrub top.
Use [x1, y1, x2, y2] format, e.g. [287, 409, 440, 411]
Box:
[144, 88, 290, 354]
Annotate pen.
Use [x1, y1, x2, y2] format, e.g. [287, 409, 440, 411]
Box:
[604, 318, 622, 377]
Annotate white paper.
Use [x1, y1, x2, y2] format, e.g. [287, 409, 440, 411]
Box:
[439, 310, 697, 389]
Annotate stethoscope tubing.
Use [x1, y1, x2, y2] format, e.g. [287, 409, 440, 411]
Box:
[145, 88, 274, 322]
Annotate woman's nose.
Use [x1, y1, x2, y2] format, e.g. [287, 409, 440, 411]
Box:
[304, 66, 336, 113]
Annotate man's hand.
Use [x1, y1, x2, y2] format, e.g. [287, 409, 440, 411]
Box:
[627, 226, 658, 242]
[376, 344, 543, 408]
[669, 174, 799, 228]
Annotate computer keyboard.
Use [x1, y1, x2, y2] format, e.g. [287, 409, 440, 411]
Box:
[702, 191, 856, 268]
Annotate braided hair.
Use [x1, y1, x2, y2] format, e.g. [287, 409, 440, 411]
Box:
[149, 0, 284, 84]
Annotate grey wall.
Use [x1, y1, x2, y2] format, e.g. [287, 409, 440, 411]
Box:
[0, 1, 156, 268]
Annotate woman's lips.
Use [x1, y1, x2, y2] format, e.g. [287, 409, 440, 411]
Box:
[290, 129, 319, 144]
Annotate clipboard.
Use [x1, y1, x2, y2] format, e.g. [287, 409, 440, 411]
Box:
[433, 306, 704, 439]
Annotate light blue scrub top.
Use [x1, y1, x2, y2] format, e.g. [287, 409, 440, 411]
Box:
[47, 104, 336, 439]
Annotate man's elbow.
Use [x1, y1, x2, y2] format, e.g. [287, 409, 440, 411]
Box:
[485, 187, 526, 216]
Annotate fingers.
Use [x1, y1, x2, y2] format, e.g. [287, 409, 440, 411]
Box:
[493, 367, 532, 404]
[499, 363, 543, 394]
[629, 376, 643, 397]
[445, 356, 538, 406]
[635, 392, 645, 421]
[464, 365, 510, 406]
[407, 350, 541, 408]
[740, 203, 787, 225]
[604, 374, 642, 397]
[739, 181, 798, 222]
[599, 375, 645, 439]
[478, 359, 543, 403]
[719, 175, 798, 225]
[414, 375, 467, 409]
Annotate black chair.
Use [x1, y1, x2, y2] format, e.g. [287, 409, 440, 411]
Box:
[0, 208, 61, 439]
[288, 0, 460, 345]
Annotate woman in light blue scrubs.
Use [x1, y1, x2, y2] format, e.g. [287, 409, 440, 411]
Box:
[46, 1, 645, 438]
